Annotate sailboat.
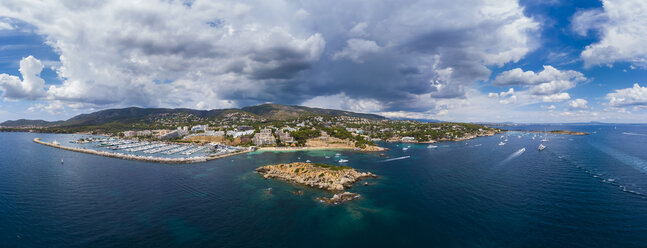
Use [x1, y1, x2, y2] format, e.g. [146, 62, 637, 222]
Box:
[541, 128, 548, 142]
[538, 144, 546, 151]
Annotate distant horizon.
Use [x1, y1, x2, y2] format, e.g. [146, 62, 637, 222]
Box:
[3, 103, 647, 125]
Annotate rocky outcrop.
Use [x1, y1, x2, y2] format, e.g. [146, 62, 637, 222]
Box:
[317, 192, 360, 205]
[255, 162, 377, 191]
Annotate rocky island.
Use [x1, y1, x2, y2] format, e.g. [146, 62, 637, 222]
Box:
[255, 162, 377, 191]
[525, 130, 590, 135]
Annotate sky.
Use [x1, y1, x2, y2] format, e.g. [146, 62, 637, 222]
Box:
[1, 0, 647, 123]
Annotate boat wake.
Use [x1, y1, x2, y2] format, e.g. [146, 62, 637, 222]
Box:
[590, 143, 647, 174]
[499, 148, 526, 165]
[381, 156, 410, 162]
[622, 132, 647, 136]
[556, 149, 647, 198]
[573, 163, 646, 198]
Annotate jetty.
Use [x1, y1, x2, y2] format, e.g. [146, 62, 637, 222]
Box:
[33, 138, 251, 164]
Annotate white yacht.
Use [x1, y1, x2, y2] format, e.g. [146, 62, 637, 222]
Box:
[538, 144, 546, 151]
[338, 159, 349, 163]
[427, 145, 438, 149]
[498, 141, 505, 146]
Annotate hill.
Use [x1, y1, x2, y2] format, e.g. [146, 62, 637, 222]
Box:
[2, 104, 385, 131]
[242, 104, 385, 120]
[0, 119, 63, 127]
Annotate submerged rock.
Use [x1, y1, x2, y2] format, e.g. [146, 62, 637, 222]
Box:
[317, 192, 360, 205]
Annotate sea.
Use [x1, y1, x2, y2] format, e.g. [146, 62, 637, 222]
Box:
[1, 124, 646, 247]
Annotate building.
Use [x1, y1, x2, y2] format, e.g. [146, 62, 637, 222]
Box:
[191, 125, 208, 132]
[137, 130, 152, 136]
[204, 130, 225, 136]
[276, 129, 294, 143]
[402, 136, 416, 142]
[123, 131, 137, 137]
[161, 130, 181, 139]
[253, 129, 275, 146]
[226, 129, 255, 138]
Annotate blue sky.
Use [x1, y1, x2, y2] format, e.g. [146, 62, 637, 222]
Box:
[1, 0, 647, 123]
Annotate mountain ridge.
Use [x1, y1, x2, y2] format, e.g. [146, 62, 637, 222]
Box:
[1, 104, 386, 128]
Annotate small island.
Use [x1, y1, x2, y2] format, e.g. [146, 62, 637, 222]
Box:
[526, 130, 589, 135]
[255, 162, 376, 191]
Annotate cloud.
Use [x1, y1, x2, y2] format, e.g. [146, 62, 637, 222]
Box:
[28, 101, 65, 114]
[568, 98, 588, 109]
[542, 92, 570, 102]
[0, 56, 46, 100]
[491, 65, 583, 104]
[606, 83, 647, 108]
[541, 104, 556, 110]
[0, 0, 539, 113]
[349, 22, 368, 37]
[577, 0, 647, 68]
[333, 39, 381, 63]
[0, 18, 12, 30]
[493, 65, 585, 88]
[571, 9, 607, 36]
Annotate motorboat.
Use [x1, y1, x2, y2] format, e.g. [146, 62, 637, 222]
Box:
[538, 144, 546, 151]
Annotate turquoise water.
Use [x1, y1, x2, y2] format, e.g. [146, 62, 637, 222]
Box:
[1, 124, 647, 247]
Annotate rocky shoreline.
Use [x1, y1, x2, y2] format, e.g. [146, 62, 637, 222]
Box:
[255, 162, 377, 191]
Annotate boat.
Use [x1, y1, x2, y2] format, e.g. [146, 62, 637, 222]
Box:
[324, 156, 330, 158]
[335, 153, 341, 157]
[427, 145, 438, 149]
[338, 159, 349, 163]
[541, 138, 548, 142]
[402, 147, 409, 151]
[498, 141, 505, 146]
[305, 160, 311, 163]
[538, 144, 546, 151]
[60, 158, 64, 164]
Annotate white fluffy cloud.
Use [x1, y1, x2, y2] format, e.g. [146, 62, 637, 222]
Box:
[491, 65, 583, 104]
[606, 83, 647, 108]
[577, 0, 647, 68]
[542, 93, 571, 103]
[0, 56, 46, 100]
[0, 0, 539, 115]
[568, 98, 588, 109]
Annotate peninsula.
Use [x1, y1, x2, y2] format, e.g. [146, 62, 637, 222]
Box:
[9, 104, 502, 163]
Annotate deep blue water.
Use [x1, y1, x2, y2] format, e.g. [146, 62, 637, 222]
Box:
[1, 124, 647, 247]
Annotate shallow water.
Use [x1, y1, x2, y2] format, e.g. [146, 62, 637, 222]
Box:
[1, 124, 647, 247]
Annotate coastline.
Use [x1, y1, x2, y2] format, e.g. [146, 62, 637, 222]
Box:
[257, 145, 386, 152]
[33, 138, 251, 164]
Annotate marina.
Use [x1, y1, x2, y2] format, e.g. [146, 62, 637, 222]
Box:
[33, 136, 253, 164]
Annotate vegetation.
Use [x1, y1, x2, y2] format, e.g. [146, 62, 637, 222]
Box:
[290, 127, 320, 146]
[311, 163, 352, 171]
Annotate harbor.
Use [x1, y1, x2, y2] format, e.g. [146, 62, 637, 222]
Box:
[33, 137, 253, 164]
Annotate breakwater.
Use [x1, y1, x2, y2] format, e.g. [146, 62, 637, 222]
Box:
[33, 138, 250, 164]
